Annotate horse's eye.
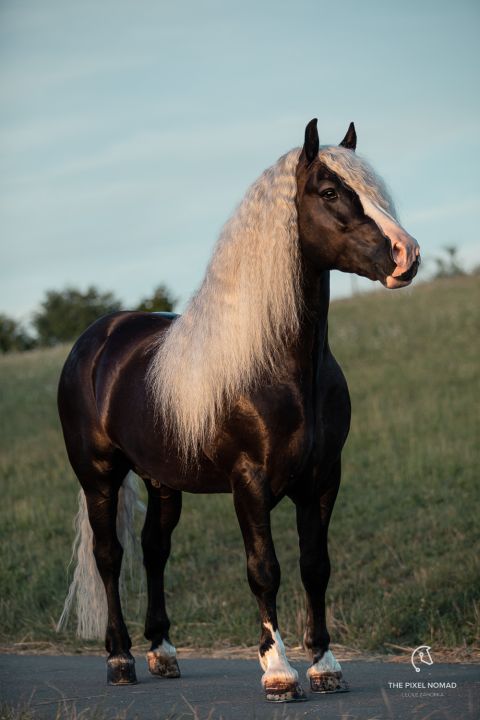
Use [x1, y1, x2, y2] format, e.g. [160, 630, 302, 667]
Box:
[320, 188, 338, 201]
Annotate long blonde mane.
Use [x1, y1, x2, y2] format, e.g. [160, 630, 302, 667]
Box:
[147, 144, 394, 462]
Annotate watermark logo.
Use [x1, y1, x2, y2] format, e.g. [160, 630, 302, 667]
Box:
[387, 646, 456, 697]
[411, 645, 433, 673]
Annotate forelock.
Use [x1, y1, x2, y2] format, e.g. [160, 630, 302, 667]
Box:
[318, 146, 397, 218]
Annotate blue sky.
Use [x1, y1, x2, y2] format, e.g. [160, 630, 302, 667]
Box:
[1, 0, 479, 321]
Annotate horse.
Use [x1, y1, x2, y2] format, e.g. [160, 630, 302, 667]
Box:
[57, 119, 420, 702]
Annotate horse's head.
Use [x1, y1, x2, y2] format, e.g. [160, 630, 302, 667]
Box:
[296, 119, 420, 288]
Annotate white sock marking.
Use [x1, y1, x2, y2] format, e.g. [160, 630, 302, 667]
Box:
[151, 639, 177, 658]
[307, 649, 342, 678]
[259, 622, 298, 686]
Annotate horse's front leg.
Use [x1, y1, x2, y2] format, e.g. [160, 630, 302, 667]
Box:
[232, 464, 305, 703]
[294, 460, 348, 693]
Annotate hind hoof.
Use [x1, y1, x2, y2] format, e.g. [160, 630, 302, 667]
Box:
[147, 650, 181, 678]
[309, 671, 349, 693]
[107, 654, 137, 685]
[264, 681, 307, 702]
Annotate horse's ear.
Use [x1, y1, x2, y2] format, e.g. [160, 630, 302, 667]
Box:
[304, 118, 319, 164]
[339, 122, 357, 151]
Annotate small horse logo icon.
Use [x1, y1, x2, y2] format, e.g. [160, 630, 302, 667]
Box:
[411, 645, 433, 672]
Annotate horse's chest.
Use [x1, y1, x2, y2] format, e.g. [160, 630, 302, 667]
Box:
[211, 369, 346, 494]
[248, 378, 318, 471]
[258, 370, 348, 479]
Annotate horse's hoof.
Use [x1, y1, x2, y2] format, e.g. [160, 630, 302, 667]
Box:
[147, 650, 181, 678]
[107, 654, 138, 685]
[309, 671, 349, 693]
[264, 681, 307, 702]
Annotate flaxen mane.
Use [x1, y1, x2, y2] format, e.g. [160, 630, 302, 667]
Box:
[147, 145, 395, 461]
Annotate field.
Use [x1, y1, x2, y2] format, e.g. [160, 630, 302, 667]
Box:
[0, 275, 478, 656]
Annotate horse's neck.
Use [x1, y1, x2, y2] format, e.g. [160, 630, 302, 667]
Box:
[289, 268, 330, 382]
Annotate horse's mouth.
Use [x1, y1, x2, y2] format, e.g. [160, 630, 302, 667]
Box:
[377, 257, 420, 289]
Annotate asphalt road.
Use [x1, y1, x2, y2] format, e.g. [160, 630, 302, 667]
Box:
[0, 654, 478, 720]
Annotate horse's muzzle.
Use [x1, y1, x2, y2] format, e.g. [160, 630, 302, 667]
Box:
[394, 256, 420, 283]
[381, 254, 420, 289]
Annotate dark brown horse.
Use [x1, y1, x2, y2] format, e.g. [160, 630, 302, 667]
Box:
[57, 119, 420, 702]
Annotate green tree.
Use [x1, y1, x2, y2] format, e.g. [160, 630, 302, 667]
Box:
[0, 314, 36, 353]
[135, 284, 177, 313]
[33, 286, 121, 346]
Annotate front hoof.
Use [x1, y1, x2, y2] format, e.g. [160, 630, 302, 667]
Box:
[264, 681, 307, 702]
[107, 654, 137, 685]
[147, 650, 181, 678]
[309, 671, 349, 693]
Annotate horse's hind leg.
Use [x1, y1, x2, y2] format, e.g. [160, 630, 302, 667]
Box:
[141, 480, 182, 678]
[294, 459, 348, 693]
[82, 464, 137, 685]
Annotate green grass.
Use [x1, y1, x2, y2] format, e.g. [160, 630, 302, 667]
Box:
[0, 276, 478, 654]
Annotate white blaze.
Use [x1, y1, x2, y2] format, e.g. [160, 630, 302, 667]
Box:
[358, 193, 420, 287]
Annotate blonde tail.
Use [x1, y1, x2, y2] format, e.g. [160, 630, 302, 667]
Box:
[56, 472, 145, 640]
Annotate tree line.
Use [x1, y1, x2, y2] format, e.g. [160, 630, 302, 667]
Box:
[1, 247, 474, 354]
[0, 284, 176, 353]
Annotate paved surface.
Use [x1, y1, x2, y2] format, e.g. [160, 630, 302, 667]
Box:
[0, 654, 478, 719]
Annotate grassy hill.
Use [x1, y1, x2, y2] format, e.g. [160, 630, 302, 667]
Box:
[0, 275, 478, 655]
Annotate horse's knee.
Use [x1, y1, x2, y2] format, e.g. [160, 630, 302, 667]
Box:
[247, 553, 280, 598]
